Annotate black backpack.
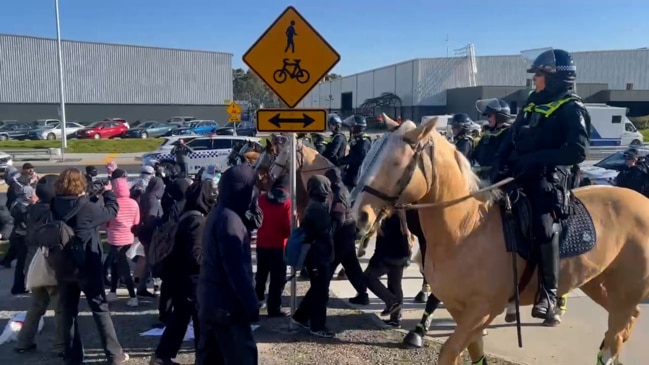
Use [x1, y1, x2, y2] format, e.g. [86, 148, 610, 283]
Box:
[148, 210, 203, 276]
[34, 201, 87, 279]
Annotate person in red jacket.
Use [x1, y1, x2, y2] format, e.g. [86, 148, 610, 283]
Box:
[255, 175, 291, 317]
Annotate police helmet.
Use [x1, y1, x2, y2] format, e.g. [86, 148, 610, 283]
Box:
[475, 98, 511, 118]
[351, 115, 367, 134]
[328, 114, 342, 127]
[526, 49, 576, 84]
[85, 165, 98, 177]
[450, 113, 473, 130]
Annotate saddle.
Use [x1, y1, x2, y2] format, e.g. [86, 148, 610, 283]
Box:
[500, 188, 597, 291]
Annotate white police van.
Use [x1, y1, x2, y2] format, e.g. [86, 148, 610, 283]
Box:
[142, 135, 261, 174]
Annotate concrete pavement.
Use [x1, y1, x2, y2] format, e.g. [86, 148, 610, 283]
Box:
[328, 237, 649, 365]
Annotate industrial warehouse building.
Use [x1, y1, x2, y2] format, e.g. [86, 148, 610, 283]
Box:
[299, 47, 649, 122]
[0, 34, 233, 123]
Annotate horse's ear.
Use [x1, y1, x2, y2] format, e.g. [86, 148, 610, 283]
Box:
[403, 119, 437, 144]
[383, 113, 400, 131]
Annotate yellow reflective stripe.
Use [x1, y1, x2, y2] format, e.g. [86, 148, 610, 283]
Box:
[522, 96, 579, 117]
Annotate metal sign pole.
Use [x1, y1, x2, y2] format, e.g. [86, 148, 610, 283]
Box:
[289, 132, 298, 329]
[54, 0, 67, 161]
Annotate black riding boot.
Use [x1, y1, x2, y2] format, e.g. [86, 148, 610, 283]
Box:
[531, 235, 560, 326]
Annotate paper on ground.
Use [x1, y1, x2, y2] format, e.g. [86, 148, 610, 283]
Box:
[140, 321, 260, 341]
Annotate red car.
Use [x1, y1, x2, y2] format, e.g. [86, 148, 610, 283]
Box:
[75, 120, 128, 139]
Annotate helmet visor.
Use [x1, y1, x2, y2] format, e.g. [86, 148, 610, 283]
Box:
[475, 98, 505, 116]
[341, 115, 355, 128]
[521, 47, 556, 74]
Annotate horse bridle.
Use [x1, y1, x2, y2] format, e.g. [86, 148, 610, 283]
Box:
[361, 136, 434, 207]
[271, 141, 334, 177]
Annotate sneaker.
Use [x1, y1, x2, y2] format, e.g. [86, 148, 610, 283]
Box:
[149, 354, 179, 365]
[111, 352, 129, 364]
[310, 328, 335, 338]
[138, 290, 156, 298]
[383, 319, 401, 329]
[290, 317, 309, 329]
[349, 293, 370, 305]
[384, 301, 402, 316]
[126, 297, 139, 307]
[106, 292, 119, 302]
[14, 343, 37, 354]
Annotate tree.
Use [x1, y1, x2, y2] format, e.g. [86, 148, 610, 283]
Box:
[232, 68, 284, 109]
[360, 92, 402, 115]
[324, 73, 342, 81]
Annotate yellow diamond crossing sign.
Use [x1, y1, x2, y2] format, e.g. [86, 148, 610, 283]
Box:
[227, 102, 242, 123]
[242, 6, 340, 108]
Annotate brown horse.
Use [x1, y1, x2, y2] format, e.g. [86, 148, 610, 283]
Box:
[268, 137, 338, 219]
[351, 118, 649, 365]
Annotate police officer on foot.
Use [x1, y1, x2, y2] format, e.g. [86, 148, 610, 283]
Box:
[450, 113, 475, 158]
[615, 148, 649, 196]
[472, 99, 513, 179]
[321, 114, 348, 166]
[492, 48, 590, 326]
[339, 115, 372, 192]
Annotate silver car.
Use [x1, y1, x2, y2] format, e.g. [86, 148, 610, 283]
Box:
[28, 122, 85, 140]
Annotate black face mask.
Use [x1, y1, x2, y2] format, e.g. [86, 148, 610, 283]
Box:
[243, 190, 263, 230]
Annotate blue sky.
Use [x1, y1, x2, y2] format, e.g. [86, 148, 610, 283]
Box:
[1, 0, 647, 76]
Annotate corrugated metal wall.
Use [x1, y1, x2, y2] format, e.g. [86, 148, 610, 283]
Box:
[0, 34, 232, 105]
[301, 49, 649, 108]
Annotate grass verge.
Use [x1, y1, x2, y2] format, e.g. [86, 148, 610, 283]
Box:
[0, 139, 164, 153]
[641, 129, 649, 141]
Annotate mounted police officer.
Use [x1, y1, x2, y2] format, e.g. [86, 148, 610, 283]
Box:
[472, 99, 513, 180]
[492, 48, 590, 326]
[311, 132, 327, 154]
[339, 115, 372, 191]
[321, 114, 348, 166]
[450, 113, 475, 158]
[615, 148, 649, 196]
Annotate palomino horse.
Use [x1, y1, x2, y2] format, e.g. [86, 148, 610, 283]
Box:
[352, 118, 649, 365]
[268, 137, 338, 219]
[227, 139, 264, 166]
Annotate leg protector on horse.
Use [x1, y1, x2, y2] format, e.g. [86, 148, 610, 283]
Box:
[473, 356, 488, 365]
[402, 293, 442, 348]
[532, 226, 560, 326]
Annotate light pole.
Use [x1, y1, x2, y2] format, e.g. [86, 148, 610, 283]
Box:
[325, 94, 334, 113]
[55, 0, 68, 153]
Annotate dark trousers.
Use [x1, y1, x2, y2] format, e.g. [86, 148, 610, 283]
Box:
[364, 258, 406, 308]
[196, 322, 258, 365]
[58, 274, 123, 364]
[254, 247, 287, 313]
[108, 245, 136, 297]
[158, 279, 173, 325]
[177, 161, 189, 178]
[292, 263, 331, 331]
[155, 279, 199, 359]
[17, 286, 65, 352]
[330, 237, 366, 295]
[11, 237, 27, 293]
[0, 240, 16, 265]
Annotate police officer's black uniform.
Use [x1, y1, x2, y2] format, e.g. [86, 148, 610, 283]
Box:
[492, 49, 590, 325]
[450, 113, 475, 159]
[321, 114, 348, 166]
[311, 133, 327, 155]
[615, 149, 649, 196]
[472, 99, 513, 180]
[339, 115, 372, 191]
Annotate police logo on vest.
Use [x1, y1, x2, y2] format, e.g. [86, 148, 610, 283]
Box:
[582, 232, 592, 242]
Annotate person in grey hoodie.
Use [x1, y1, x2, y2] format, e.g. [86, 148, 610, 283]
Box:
[0, 166, 23, 269]
[135, 176, 165, 297]
[9, 185, 38, 294]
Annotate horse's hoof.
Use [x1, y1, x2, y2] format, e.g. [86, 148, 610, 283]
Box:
[504, 313, 516, 323]
[402, 330, 424, 348]
[482, 329, 488, 336]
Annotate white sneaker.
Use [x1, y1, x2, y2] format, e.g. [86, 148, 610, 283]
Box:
[106, 292, 118, 302]
[126, 297, 139, 307]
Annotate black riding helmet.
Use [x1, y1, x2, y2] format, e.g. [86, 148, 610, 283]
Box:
[351, 115, 367, 134]
[527, 49, 576, 91]
[450, 113, 473, 131]
[328, 114, 342, 130]
[475, 98, 512, 126]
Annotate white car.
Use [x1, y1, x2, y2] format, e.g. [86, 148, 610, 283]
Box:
[142, 135, 261, 174]
[580, 148, 649, 185]
[28, 122, 85, 140]
[0, 151, 13, 178]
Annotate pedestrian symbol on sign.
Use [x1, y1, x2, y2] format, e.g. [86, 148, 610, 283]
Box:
[284, 20, 297, 53]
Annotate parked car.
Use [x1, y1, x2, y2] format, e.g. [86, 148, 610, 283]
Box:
[28, 122, 85, 140]
[214, 122, 257, 137]
[0, 120, 18, 128]
[29, 119, 60, 129]
[580, 148, 649, 185]
[0, 151, 13, 178]
[75, 120, 129, 139]
[167, 116, 195, 127]
[123, 121, 174, 139]
[0, 122, 35, 141]
[104, 118, 130, 129]
[172, 120, 218, 135]
[163, 128, 199, 137]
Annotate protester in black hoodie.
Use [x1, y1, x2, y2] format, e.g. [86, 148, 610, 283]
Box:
[324, 168, 369, 305]
[291, 175, 336, 338]
[51, 168, 128, 365]
[0, 167, 22, 269]
[15, 175, 64, 356]
[162, 177, 191, 223]
[136, 176, 165, 297]
[9, 185, 38, 294]
[196, 164, 260, 365]
[150, 180, 216, 365]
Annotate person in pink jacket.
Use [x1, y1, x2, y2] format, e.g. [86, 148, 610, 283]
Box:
[105, 177, 140, 307]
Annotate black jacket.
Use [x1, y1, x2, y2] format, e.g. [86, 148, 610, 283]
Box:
[324, 169, 355, 252]
[0, 205, 13, 240]
[198, 164, 258, 324]
[322, 132, 347, 166]
[454, 134, 474, 159]
[139, 177, 165, 244]
[340, 135, 372, 187]
[162, 178, 191, 223]
[302, 175, 334, 266]
[616, 164, 649, 196]
[472, 126, 510, 170]
[371, 213, 411, 265]
[9, 197, 29, 240]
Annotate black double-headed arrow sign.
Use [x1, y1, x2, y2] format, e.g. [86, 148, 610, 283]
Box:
[256, 109, 327, 132]
[268, 113, 316, 128]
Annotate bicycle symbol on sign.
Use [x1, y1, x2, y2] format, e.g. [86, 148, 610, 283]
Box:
[273, 59, 311, 84]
